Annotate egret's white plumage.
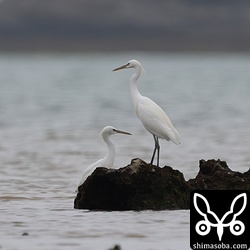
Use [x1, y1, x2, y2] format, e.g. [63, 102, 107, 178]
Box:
[77, 126, 131, 190]
[113, 60, 180, 167]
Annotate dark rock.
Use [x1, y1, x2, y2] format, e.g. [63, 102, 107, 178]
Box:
[108, 244, 121, 250]
[74, 158, 250, 210]
[188, 159, 250, 191]
[74, 158, 190, 210]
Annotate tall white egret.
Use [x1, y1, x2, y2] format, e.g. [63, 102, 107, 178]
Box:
[113, 60, 180, 167]
[77, 126, 131, 189]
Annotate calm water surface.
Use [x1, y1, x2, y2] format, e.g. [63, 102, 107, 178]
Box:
[0, 52, 249, 250]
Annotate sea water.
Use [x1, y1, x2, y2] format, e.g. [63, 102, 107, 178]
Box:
[0, 52, 249, 250]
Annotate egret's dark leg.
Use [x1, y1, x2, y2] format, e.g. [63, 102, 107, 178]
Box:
[150, 136, 157, 165]
[156, 137, 160, 167]
[150, 135, 160, 167]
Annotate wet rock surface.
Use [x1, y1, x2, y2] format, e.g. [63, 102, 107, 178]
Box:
[188, 159, 250, 191]
[74, 158, 190, 210]
[74, 158, 250, 210]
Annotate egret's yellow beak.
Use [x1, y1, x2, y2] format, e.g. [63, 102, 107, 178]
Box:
[113, 63, 128, 71]
[114, 129, 131, 135]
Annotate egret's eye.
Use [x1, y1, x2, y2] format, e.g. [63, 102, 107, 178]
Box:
[126, 63, 130, 67]
[113, 129, 117, 132]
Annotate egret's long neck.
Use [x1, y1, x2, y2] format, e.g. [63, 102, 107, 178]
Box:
[130, 67, 143, 110]
[103, 136, 115, 168]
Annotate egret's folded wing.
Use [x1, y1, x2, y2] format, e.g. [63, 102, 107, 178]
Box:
[137, 97, 180, 144]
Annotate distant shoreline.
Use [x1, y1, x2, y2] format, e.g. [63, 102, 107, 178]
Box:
[1, 35, 250, 53]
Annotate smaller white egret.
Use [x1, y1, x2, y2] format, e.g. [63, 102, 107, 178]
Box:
[113, 60, 180, 167]
[77, 126, 131, 190]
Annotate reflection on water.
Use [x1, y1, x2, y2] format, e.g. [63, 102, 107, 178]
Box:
[0, 53, 250, 250]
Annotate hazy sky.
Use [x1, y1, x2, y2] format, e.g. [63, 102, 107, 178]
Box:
[1, 0, 250, 51]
